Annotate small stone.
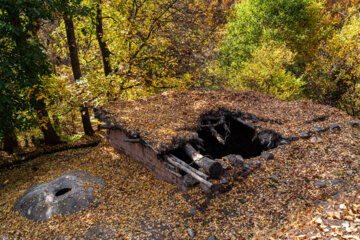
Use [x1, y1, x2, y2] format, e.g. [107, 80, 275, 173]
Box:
[346, 171, 353, 176]
[310, 136, 322, 143]
[333, 191, 342, 199]
[300, 132, 311, 139]
[314, 181, 326, 188]
[242, 164, 249, 170]
[239, 170, 251, 178]
[220, 179, 229, 184]
[261, 152, 274, 160]
[187, 228, 195, 238]
[314, 126, 327, 133]
[289, 136, 300, 141]
[330, 124, 341, 130]
[349, 121, 359, 127]
[331, 179, 341, 186]
[279, 139, 290, 145]
[224, 154, 244, 167]
[270, 175, 278, 183]
[339, 204, 347, 210]
[249, 160, 261, 169]
[208, 236, 216, 240]
[190, 207, 197, 216]
[254, 160, 262, 167]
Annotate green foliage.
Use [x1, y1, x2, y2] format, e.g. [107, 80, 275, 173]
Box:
[219, 0, 325, 70]
[305, 12, 360, 116]
[0, 0, 53, 136]
[230, 42, 304, 100]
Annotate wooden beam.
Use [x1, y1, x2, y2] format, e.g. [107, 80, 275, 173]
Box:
[163, 155, 213, 191]
[169, 154, 209, 180]
[182, 144, 224, 178]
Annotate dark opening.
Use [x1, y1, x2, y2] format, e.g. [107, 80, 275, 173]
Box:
[197, 116, 260, 159]
[55, 188, 72, 197]
[170, 109, 283, 163]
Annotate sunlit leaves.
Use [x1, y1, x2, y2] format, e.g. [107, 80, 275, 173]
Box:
[219, 0, 326, 70]
[230, 42, 305, 100]
[305, 13, 360, 115]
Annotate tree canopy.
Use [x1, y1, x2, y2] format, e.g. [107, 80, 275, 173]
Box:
[0, 0, 359, 153]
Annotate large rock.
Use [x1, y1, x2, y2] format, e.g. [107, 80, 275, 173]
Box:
[14, 171, 105, 222]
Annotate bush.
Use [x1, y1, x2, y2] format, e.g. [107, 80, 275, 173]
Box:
[231, 42, 304, 100]
[305, 14, 360, 116]
[219, 0, 325, 70]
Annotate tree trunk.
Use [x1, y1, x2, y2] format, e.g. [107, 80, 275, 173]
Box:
[63, 12, 94, 136]
[95, 0, 112, 76]
[3, 129, 19, 154]
[36, 100, 61, 145]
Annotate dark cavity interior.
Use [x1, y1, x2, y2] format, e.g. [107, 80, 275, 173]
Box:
[55, 188, 72, 197]
[170, 109, 283, 164]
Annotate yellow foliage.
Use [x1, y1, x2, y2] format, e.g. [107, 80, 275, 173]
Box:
[230, 42, 304, 100]
[305, 13, 360, 115]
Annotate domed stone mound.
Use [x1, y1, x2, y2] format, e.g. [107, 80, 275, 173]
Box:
[14, 171, 105, 222]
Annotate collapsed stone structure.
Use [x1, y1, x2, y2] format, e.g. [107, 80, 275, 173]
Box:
[94, 90, 359, 192]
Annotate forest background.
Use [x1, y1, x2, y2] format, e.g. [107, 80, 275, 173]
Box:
[0, 0, 359, 154]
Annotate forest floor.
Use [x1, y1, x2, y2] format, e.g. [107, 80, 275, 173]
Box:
[0, 126, 359, 239]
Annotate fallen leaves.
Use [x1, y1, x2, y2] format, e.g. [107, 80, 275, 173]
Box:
[0, 90, 359, 239]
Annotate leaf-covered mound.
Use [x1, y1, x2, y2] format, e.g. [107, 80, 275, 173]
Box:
[0, 120, 359, 239]
[98, 90, 354, 152]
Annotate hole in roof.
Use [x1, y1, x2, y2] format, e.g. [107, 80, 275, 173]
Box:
[169, 109, 282, 167]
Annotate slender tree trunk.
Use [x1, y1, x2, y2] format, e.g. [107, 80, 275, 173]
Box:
[3, 129, 19, 154]
[63, 12, 94, 136]
[95, 0, 112, 76]
[36, 100, 61, 145]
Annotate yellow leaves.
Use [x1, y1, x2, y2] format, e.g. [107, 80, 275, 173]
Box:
[232, 42, 304, 100]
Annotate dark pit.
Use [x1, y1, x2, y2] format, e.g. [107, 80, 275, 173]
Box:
[55, 188, 72, 196]
[170, 109, 283, 165]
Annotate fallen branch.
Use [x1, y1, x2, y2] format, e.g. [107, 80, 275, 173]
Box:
[0, 137, 101, 170]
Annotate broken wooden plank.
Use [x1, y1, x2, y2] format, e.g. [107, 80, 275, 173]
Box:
[182, 144, 224, 178]
[163, 155, 213, 190]
[107, 129, 184, 189]
[169, 154, 209, 180]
